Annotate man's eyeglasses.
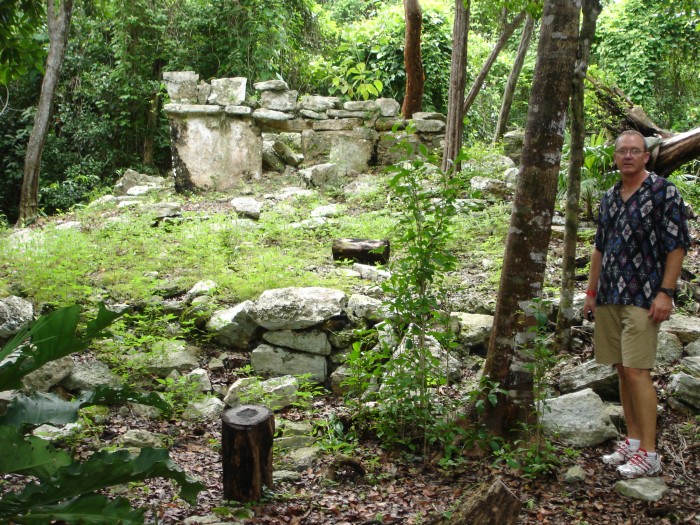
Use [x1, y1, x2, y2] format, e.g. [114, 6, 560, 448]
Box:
[615, 148, 644, 157]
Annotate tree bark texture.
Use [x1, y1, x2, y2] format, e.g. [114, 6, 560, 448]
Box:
[17, 0, 74, 226]
[555, 0, 602, 353]
[441, 0, 470, 172]
[221, 405, 274, 502]
[493, 14, 535, 144]
[461, 10, 526, 116]
[482, 0, 580, 437]
[402, 0, 424, 118]
[444, 478, 521, 525]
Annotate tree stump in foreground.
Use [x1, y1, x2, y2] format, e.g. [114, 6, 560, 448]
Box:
[221, 405, 274, 502]
[446, 478, 521, 525]
[331, 238, 390, 265]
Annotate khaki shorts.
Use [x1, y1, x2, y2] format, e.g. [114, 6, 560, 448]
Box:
[594, 305, 660, 369]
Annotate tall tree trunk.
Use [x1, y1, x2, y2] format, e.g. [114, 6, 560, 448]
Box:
[555, 0, 602, 354]
[402, 0, 424, 118]
[493, 14, 535, 144]
[482, 0, 580, 437]
[441, 0, 470, 172]
[461, 10, 526, 116]
[17, 0, 73, 226]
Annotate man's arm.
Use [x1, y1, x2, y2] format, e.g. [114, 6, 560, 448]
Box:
[649, 247, 686, 323]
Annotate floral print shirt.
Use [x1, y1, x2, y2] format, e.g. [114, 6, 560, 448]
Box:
[595, 172, 691, 309]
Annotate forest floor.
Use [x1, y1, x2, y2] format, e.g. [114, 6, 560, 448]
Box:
[4, 185, 700, 525]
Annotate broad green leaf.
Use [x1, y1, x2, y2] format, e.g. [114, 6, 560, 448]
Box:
[11, 494, 144, 525]
[0, 448, 204, 518]
[0, 425, 71, 480]
[0, 387, 171, 428]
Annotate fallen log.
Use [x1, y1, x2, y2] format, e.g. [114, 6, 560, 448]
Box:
[221, 404, 274, 502]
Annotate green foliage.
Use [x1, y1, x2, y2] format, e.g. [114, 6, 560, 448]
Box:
[593, 0, 700, 128]
[308, 1, 452, 110]
[0, 0, 46, 84]
[0, 304, 203, 524]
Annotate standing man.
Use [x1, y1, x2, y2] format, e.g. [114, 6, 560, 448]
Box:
[583, 129, 690, 478]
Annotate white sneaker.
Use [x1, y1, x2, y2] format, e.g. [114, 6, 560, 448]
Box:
[617, 450, 662, 479]
[602, 439, 637, 465]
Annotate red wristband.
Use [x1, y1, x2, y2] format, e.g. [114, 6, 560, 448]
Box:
[585, 290, 597, 297]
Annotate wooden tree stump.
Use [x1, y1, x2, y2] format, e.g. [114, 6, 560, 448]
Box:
[445, 478, 521, 525]
[221, 405, 275, 502]
[331, 238, 390, 265]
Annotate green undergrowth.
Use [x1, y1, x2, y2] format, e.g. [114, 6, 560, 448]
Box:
[0, 175, 517, 308]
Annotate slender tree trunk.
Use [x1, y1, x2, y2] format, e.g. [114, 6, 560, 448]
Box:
[402, 0, 424, 118]
[17, 0, 73, 226]
[144, 91, 160, 166]
[461, 11, 526, 117]
[555, 0, 602, 353]
[482, 0, 580, 437]
[493, 14, 535, 144]
[441, 0, 470, 172]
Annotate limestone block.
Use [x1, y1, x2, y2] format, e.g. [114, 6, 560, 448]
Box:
[0, 295, 34, 338]
[254, 80, 289, 91]
[376, 98, 400, 117]
[253, 108, 293, 122]
[262, 329, 331, 356]
[163, 71, 199, 103]
[312, 119, 362, 131]
[251, 344, 327, 382]
[344, 100, 378, 111]
[249, 287, 347, 330]
[207, 77, 247, 106]
[170, 114, 262, 191]
[299, 95, 340, 112]
[302, 128, 377, 172]
[261, 90, 298, 112]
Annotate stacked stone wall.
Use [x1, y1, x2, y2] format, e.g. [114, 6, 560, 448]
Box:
[163, 71, 446, 192]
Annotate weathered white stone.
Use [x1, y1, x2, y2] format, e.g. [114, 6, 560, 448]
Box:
[413, 119, 446, 133]
[310, 204, 341, 218]
[206, 301, 259, 350]
[685, 339, 700, 357]
[558, 360, 619, 400]
[22, 356, 74, 393]
[299, 109, 328, 120]
[657, 330, 684, 367]
[376, 98, 400, 117]
[185, 280, 217, 302]
[164, 103, 222, 115]
[250, 344, 327, 382]
[285, 446, 322, 471]
[299, 95, 340, 112]
[249, 287, 347, 330]
[253, 108, 293, 121]
[185, 367, 212, 392]
[668, 372, 700, 411]
[261, 90, 298, 112]
[311, 118, 362, 131]
[661, 315, 700, 343]
[182, 396, 225, 421]
[299, 163, 338, 188]
[121, 429, 163, 448]
[330, 364, 352, 395]
[0, 295, 34, 338]
[33, 423, 82, 442]
[680, 355, 700, 377]
[207, 77, 247, 105]
[470, 176, 513, 200]
[449, 312, 494, 349]
[272, 141, 302, 167]
[541, 389, 618, 447]
[224, 105, 253, 116]
[391, 329, 462, 382]
[615, 478, 669, 502]
[353, 263, 390, 282]
[327, 109, 368, 119]
[562, 465, 586, 483]
[62, 361, 122, 391]
[412, 112, 446, 122]
[343, 100, 377, 112]
[230, 197, 264, 219]
[263, 330, 331, 356]
[346, 294, 385, 322]
[141, 340, 200, 377]
[163, 71, 199, 103]
[224, 374, 300, 410]
[254, 80, 289, 91]
[169, 113, 262, 190]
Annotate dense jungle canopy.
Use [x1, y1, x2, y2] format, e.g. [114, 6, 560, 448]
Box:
[0, 0, 699, 222]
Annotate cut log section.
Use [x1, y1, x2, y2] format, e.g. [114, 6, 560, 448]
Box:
[221, 404, 275, 502]
[331, 238, 390, 265]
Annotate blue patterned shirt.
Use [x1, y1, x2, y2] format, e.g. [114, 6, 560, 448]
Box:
[595, 172, 690, 309]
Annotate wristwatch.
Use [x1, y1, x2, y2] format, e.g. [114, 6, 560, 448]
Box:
[658, 287, 675, 299]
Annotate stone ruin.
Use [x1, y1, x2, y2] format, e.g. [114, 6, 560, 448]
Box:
[163, 71, 448, 193]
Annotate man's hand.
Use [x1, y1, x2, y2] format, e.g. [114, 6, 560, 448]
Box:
[649, 293, 673, 323]
[583, 295, 596, 322]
